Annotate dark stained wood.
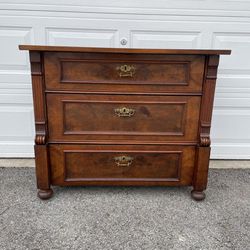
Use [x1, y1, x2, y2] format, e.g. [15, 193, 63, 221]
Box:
[35, 145, 53, 200]
[21, 45, 231, 200]
[199, 55, 220, 147]
[49, 144, 196, 186]
[191, 147, 211, 201]
[46, 94, 201, 142]
[19, 45, 231, 55]
[192, 55, 221, 200]
[44, 52, 205, 93]
[29, 51, 53, 199]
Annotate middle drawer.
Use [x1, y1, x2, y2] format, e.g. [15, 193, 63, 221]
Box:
[46, 94, 201, 143]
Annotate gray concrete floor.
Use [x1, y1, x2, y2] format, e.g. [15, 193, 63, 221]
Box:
[0, 167, 250, 250]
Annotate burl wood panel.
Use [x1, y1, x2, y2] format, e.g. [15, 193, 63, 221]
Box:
[46, 94, 201, 143]
[44, 52, 205, 93]
[61, 60, 188, 84]
[49, 144, 196, 186]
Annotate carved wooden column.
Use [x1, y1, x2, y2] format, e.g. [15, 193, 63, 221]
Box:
[192, 55, 219, 201]
[30, 51, 53, 199]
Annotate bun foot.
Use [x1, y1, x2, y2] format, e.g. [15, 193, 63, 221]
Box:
[38, 189, 53, 200]
[191, 190, 205, 201]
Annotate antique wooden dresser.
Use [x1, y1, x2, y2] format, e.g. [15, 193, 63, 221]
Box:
[19, 45, 231, 200]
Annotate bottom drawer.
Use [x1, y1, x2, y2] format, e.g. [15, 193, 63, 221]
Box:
[49, 144, 196, 186]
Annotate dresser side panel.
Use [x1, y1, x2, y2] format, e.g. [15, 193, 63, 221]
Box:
[193, 55, 220, 192]
[30, 51, 51, 191]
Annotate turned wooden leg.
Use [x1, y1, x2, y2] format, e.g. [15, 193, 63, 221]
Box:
[38, 189, 53, 200]
[191, 190, 206, 201]
[192, 146, 210, 201]
[35, 145, 53, 200]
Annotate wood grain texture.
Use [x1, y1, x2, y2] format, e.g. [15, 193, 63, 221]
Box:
[46, 94, 201, 143]
[49, 144, 196, 186]
[30, 52, 46, 144]
[192, 55, 221, 200]
[30, 51, 52, 197]
[199, 55, 220, 147]
[22, 45, 230, 200]
[34, 145, 50, 188]
[19, 45, 231, 55]
[44, 53, 205, 93]
[194, 146, 211, 190]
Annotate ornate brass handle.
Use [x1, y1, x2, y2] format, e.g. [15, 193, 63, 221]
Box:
[114, 107, 135, 117]
[114, 155, 134, 167]
[116, 64, 136, 77]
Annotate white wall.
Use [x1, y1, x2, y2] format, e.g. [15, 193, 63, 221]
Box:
[0, 0, 250, 159]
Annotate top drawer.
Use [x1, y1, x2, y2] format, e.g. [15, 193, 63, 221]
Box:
[44, 52, 205, 93]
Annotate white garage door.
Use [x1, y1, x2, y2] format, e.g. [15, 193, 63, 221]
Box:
[0, 0, 250, 159]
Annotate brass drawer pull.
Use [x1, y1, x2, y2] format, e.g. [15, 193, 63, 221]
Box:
[116, 64, 136, 77]
[114, 155, 134, 167]
[114, 107, 135, 117]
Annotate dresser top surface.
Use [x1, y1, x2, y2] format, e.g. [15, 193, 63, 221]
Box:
[19, 45, 231, 55]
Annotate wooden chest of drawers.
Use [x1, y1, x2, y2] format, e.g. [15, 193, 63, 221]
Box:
[19, 45, 231, 200]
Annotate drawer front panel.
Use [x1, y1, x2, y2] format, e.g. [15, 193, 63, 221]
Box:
[50, 144, 196, 185]
[46, 94, 201, 142]
[44, 52, 205, 93]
